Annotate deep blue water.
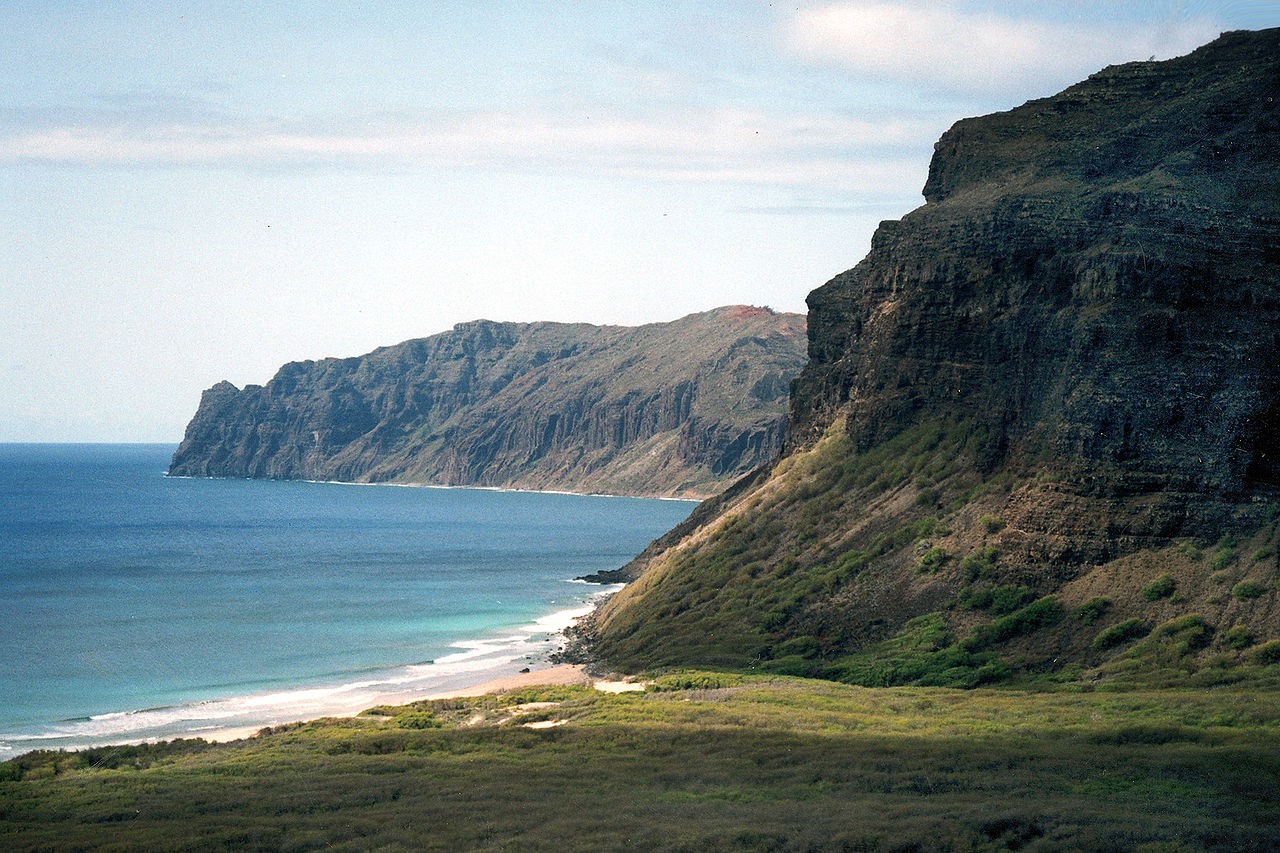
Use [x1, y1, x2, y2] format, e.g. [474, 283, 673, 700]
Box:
[0, 444, 693, 756]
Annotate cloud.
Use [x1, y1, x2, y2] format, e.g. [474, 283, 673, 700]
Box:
[786, 2, 1218, 95]
[0, 108, 946, 196]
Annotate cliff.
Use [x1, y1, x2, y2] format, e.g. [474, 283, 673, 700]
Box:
[591, 30, 1280, 686]
[169, 306, 807, 499]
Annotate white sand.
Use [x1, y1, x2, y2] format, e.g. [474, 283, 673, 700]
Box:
[200, 664, 597, 743]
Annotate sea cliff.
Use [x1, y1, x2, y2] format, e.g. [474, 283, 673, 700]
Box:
[592, 29, 1280, 685]
[169, 306, 806, 499]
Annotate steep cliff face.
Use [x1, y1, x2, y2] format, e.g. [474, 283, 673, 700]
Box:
[592, 30, 1280, 685]
[169, 306, 807, 499]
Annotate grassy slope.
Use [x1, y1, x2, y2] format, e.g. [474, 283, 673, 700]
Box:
[4, 675, 1280, 851]
[592, 415, 1280, 690]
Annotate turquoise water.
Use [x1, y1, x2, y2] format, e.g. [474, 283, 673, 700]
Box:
[0, 444, 693, 757]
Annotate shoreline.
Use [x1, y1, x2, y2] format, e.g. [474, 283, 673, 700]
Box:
[1, 586, 626, 758]
[166, 472, 704, 504]
[199, 663, 599, 744]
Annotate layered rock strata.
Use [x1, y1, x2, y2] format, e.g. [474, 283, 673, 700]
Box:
[170, 306, 807, 499]
[592, 30, 1280, 681]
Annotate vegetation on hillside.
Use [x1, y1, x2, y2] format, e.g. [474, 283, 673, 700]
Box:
[591, 30, 1280, 686]
[592, 415, 1280, 690]
[5, 675, 1280, 851]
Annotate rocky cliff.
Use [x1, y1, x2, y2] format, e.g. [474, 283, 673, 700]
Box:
[169, 306, 807, 498]
[591, 30, 1280, 686]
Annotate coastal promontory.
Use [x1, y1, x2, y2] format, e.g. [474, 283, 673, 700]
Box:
[169, 306, 806, 499]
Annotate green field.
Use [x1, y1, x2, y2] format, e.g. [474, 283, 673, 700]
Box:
[4, 673, 1278, 851]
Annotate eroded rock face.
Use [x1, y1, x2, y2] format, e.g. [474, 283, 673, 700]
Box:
[591, 30, 1280, 677]
[169, 306, 807, 498]
[791, 28, 1280, 532]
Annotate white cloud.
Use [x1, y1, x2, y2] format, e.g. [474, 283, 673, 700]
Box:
[786, 2, 1218, 95]
[0, 108, 946, 196]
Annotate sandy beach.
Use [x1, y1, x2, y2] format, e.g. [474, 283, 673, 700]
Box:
[199, 663, 637, 744]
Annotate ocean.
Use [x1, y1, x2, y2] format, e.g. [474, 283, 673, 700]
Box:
[0, 444, 693, 758]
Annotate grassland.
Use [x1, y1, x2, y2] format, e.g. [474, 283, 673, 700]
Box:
[4, 673, 1279, 851]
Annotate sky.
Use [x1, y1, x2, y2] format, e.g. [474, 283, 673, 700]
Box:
[3, 2, 1278, 442]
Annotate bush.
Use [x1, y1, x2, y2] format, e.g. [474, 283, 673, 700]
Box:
[1232, 580, 1267, 600]
[647, 673, 744, 692]
[1252, 640, 1280, 665]
[960, 547, 999, 581]
[1074, 597, 1112, 625]
[1141, 575, 1177, 601]
[395, 711, 442, 729]
[917, 546, 949, 574]
[964, 597, 1063, 650]
[1150, 614, 1213, 656]
[960, 585, 1035, 615]
[1093, 619, 1149, 651]
[1175, 540, 1203, 561]
[989, 586, 1037, 615]
[1207, 536, 1239, 571]
[979, 514, 1005, 534]
[1225, 625, 1252, 650]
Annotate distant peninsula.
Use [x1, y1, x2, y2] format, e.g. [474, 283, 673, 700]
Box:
[169, 306, 807, 499]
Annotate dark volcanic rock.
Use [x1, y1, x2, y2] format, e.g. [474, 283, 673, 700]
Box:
[789, 28, 1280, 543]
[593, 30, 1280, 679]
[169, 306, 807, 498]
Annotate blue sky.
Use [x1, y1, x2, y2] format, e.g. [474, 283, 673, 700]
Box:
[3, 2, 1277, 442]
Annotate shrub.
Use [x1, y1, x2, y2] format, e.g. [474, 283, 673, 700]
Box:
[1209, 549, 1236, 572]
[1252, 640, 1280, 665]
[960, 547, 999, 581]
[1074, 597, 1112, 625]
[1150, 614, 1213, 655]
[917, 546, 949, 574]
[1093, 619, 1149, 651]
[958, 586, 993, 610]
[772, 635, 819, 658]
[979, 514, 1005, 534]
[1141, 575, 1176, 601]
[989, 586, 1037, 615]
[1232, 580, 1267, 600]
[1225, 625, 1252, 650]
[960, 585, 1034, 615]
[647, 673, 744, 692]
[395, 711, 442, 729]
[1175, 540, 1203, 561]
[964, 597, 1063, 650]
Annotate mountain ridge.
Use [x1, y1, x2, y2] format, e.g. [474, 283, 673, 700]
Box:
[169, 306, 806, 499]
[589, 29, 1280, 687]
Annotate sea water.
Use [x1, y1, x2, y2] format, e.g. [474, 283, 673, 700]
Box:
[0, 444, 694, 758]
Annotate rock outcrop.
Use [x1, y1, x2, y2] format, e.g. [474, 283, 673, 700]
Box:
[169, 306, 807, 499]
[592, 30, 1280, 685]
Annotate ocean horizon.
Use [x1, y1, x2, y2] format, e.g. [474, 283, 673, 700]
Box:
[0, 443, 693, 758]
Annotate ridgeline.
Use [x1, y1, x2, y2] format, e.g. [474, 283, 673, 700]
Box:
[591, 29, 1280, 689]
[169, 306, 806, 499]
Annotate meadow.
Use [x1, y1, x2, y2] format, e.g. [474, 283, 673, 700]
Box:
[4, 672, 1278, 851]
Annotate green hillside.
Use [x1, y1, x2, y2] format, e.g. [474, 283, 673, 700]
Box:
[592, 29, 1280, 688]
